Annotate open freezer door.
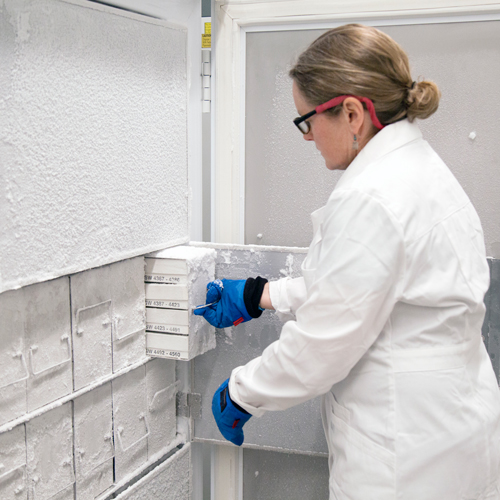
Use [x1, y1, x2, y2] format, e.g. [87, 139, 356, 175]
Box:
[192, 243, 328, 456]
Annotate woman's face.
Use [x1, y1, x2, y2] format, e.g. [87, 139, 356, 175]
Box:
[292, 81, 358, 171]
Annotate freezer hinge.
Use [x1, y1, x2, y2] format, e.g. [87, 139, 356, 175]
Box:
[176, 392, 202, 419]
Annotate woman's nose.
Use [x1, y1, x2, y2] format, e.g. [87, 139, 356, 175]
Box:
[303, 131, 314, 141]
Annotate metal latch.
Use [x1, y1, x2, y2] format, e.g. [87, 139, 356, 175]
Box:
[176, 392, 202, 419]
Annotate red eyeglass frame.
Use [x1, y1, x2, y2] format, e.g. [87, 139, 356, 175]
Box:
[293, 95, 385, 133]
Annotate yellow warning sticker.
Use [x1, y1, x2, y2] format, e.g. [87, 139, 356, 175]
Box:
[202, 34, 211, 48]
[205, 22, 211, 35]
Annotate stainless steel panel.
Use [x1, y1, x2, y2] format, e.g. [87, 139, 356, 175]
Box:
[243, 448, 329, 500]
[193, 246, 328, 455]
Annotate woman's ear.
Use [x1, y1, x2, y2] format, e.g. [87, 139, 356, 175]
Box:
[342, 97, 365, 135]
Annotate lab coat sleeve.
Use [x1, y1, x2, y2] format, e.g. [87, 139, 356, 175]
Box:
[229, 190, 405, 417]
[269, 277, 308, 322]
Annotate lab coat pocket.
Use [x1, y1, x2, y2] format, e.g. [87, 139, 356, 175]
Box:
[327, 400, 395, 499]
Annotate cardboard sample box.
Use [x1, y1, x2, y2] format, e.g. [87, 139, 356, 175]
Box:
[145, 246, 216, 361]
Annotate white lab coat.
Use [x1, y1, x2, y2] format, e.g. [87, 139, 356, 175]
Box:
[229, 119, 500, 499]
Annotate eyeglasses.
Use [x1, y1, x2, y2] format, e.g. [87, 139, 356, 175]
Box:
[293, 95, 385, 134]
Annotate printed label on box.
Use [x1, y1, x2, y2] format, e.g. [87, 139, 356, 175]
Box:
[145, 299, 188, 310]
[144, 274, 187, 285]
[146, 348, 188, 360]
[146, 332, 190, 360]
[146, 323, 188, 335]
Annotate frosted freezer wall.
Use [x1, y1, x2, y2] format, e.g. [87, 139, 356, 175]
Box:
[0, 0, 189, 294]
[0, 0, 193, 498]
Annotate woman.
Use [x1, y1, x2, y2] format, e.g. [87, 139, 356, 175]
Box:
[195, 24, 500, 499]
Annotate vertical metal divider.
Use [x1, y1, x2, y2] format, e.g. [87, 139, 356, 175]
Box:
[68, 277, 78, 499]
[110, 369, 117, 487]
[209, 0, 216, 243]
[239, 26, 247, 245]
[210, 443, 216, 500]
[23, 422, 28, 499]
[23, 286, 29, 500]
[71, 400, 77, 500]
[238, 447, 244, 500]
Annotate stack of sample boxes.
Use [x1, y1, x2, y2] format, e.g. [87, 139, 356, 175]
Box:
[144, 245, 216, 360]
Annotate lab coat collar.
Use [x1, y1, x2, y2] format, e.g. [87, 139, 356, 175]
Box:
[334, 119, 423, 191]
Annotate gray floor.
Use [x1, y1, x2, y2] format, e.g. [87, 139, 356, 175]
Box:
[243, 449, 329, 500]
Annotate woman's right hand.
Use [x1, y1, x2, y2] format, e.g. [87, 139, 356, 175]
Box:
[193, 279, 251, 328]
[193, 277, 268, 328]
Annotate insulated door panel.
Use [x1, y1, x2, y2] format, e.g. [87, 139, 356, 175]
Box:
[114, 444, 191, 500]
[108, 258, 147, 373]
[0, 425, 27, 500]
[25, 278, 72, 412]
[26, 403, 74, 500]
[71, 257, 146, 393]
[112, 366, 148, 482]
[193, 245, 328, 455]
[0, 289, 27, 426]
[71, 266, 114, 391]
[74, 383, 113, 500]
[146, 358, 177, 459]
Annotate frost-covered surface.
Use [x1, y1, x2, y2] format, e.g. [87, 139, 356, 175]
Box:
[0, 277, 72, 425]
[149, 246, 217, 271]
[147, 245, 216, 358]
[146, 359, 177, 459]
[0, 0, 189, 294]
[74, 383, 114, 500]
[112, 366, 148, 483]
[24, 277, 72, 412]
[71, 257, 146, 390]
[115, 444, 191, 500]
[0, 425, 26, 499]
[193, 246, 328, 454]
[26, 403, 74, 500]
[0, 251, 184, 498]
[0, 288, 27, 427]
[0, 1, 190, 496]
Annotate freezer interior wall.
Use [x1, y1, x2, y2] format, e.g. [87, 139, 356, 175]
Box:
[0, 0, 193, 499]
[0, 0, 189, 294]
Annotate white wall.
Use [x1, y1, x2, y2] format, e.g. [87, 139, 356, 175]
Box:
[244, 22, 500, 257]
[0, 0, 189, 294]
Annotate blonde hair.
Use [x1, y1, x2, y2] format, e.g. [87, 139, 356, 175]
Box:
[289, 24, 440, 124]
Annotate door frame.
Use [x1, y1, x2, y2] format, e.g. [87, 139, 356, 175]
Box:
[212, 0, 500, 244]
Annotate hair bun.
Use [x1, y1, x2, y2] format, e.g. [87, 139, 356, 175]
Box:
[406, 80, 441, 120]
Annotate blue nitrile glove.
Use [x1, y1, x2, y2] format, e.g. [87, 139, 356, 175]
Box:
[212, 378, 252, 446]
[193, 277, 268, 328]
